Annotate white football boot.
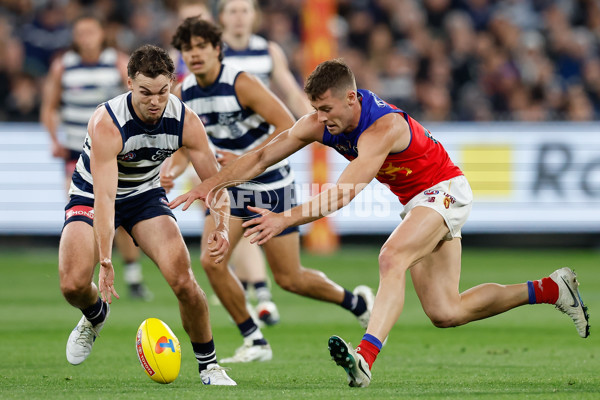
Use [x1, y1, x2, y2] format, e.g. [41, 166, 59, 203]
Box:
[550, 267, 590, 338]
[353, 285, 375, 329]
[200, 363, 237, 386]
[256, 300, 280, 326]
[66, 304, 110, 365]
[220, 338, 272, 363]
[328, 335, 372, 388]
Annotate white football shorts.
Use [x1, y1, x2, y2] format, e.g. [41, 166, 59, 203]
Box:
[400, 175, 473, 240]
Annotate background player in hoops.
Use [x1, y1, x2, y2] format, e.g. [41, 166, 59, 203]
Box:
[59, 44, 235, 385]
[218, 0, 314, 318]
[165, 18, 374, 364]
[169, 59, 590, 387]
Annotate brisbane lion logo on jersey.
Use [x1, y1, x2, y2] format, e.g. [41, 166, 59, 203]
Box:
[377, 162, 412, 181]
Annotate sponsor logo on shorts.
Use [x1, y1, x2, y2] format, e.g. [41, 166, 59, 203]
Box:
[160, 197, 169, 205]
[443, 193, 456, 209]
[427, 197, 436, 203]
[424, 190, 439, 195]
[66, 206, 94, 220]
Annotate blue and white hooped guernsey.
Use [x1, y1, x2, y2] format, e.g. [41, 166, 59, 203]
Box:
[181, 64, 293, 191]
[61, 48, 124, 151]
[69, 92, 185, 200]
[222, 34, 273, 87]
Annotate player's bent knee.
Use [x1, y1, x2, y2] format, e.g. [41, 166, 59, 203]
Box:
[378, 246, 409, 276]
[430, 318, 459, 328]
[168, 274, 200, 301]
[272, 272, 301, 294]
[426, 310, 462, 328]
[60, 279, 90, 301]
[199, 251, 225, 274]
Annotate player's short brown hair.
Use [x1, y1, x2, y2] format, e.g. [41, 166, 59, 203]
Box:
[171, 17, 224, 62]
[127, 44, 175, 80]
[304, 59, 357, 101]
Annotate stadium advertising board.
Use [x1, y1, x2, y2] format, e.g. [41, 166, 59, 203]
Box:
[0, 123, 598, 235]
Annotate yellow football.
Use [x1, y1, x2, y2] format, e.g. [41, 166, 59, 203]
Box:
[136, 318, 182, 384]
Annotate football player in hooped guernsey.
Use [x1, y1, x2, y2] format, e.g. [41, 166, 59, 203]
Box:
[166, 18, 374, 364]
[59, 45, 236, 386]
[169, 59, 590, 387]
[41, 14, 152, 301]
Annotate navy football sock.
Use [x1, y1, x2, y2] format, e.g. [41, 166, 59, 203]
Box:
[192, 339, 217, 372]
[81, 297, 107, 326]
[341, 289, 367, 316]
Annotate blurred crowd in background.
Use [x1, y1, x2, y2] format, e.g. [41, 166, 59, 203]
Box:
[1, 0, 599, 122]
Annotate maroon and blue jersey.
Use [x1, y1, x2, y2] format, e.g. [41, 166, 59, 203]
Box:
[322, 89, 462, 205]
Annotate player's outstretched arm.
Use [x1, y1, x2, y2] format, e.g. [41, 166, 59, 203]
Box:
[243, 114, 405, 244]
[169, 115, 315, 211]
[88, 107, 122, 303]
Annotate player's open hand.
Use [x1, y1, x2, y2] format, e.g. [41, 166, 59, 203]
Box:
[242, 206, 287, 245]
[98, 258, 120, 304]
[207, 229, 229, 264]
[168, 185, 209, 211]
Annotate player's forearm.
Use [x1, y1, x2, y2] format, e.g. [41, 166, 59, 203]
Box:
[40, 108, 60, 143]
[285, 183, 361, 227]
[206, 150, 268, 190]
[285, 91, 312, 120]
[93, 200, 115, 262]
[164, 149, 189, 179]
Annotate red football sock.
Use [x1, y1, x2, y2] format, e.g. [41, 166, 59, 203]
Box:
[533, 277, 559, 304]
[356, 339, 380, 369]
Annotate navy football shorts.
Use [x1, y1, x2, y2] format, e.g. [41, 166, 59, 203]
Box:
[63, 187, 176, 237]
[206, 183, 299, 237]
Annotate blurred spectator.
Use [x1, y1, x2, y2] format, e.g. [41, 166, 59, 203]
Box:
[564, 84, 595, 121]
[0, 0, 599, 122]
[4, 72, 40, 121]
[19, 1, 71, 77]
[378, 45, 418, 113]
[583, 57, 600, 115]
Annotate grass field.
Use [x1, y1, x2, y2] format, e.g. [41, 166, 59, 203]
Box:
[0, 244, 599, 399]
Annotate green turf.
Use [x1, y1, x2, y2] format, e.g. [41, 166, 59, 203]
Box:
[0, 244, 598, 399]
